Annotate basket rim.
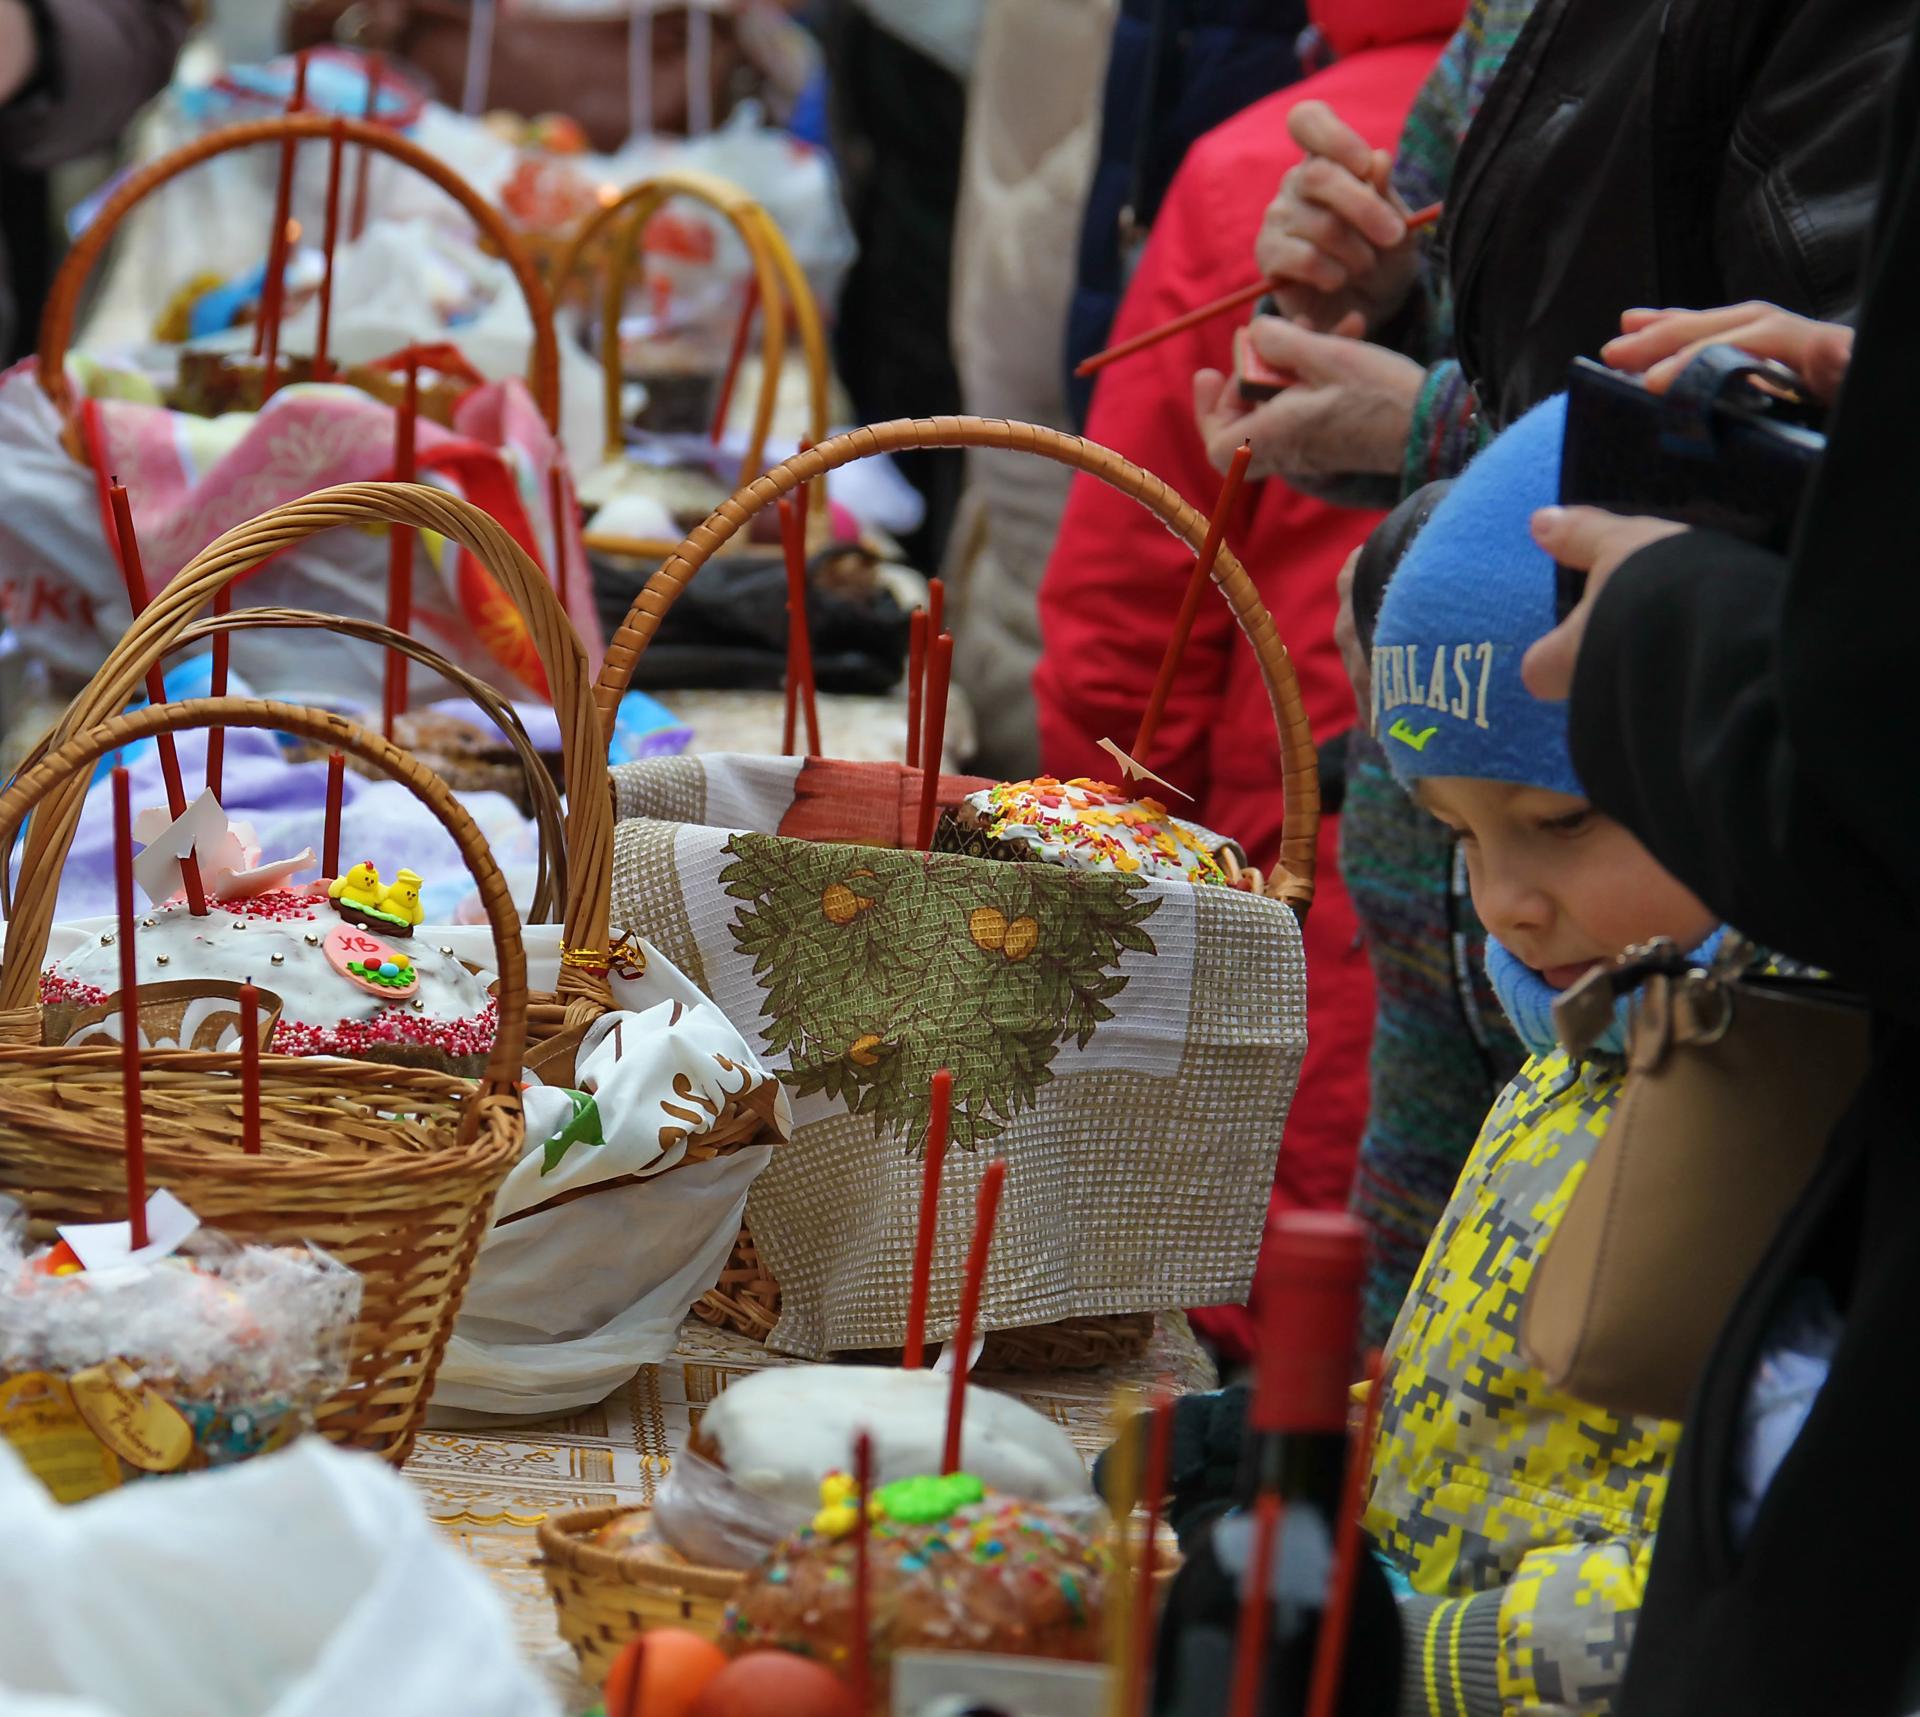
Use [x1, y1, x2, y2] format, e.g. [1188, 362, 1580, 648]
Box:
[0, 1050, 521, 1185]
[537, 1504, 746, 1598]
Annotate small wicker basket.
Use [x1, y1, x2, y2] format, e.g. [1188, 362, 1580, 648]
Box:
[538, 1505, 743, 1684]
[536, 1501, 1182, 1682]
[0, 698, 528, 1465]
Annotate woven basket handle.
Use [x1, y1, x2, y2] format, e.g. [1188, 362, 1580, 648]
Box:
[551, 168, 830, 484]
[0, 698, 529, 1093]
[593, 417, 1320, 904]
[0, 607, 566, 926]
[23, 482, 612, 1012]
[38, 114, 561, 434]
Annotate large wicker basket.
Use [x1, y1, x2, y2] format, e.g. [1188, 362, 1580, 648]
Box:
[0, 698, 528, 1464]
[0, 482, 620, 1073]
[597, 417, 1319, 1369]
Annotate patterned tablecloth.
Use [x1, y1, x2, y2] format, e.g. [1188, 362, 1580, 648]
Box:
[404, 1314, 1217, 1712]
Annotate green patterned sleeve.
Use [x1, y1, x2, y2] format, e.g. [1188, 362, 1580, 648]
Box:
[1401, 358, 1486, 496]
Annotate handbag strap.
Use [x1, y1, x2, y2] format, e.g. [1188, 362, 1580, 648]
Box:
[1662, 343, 1823, 457]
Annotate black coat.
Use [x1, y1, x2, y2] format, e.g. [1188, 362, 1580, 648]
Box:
[1567, 22, 1920, 1713]
[1444, 0, 1912, 432]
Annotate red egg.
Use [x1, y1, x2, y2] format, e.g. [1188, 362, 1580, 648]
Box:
[602, 1629, 728, 1717]
[687, 1651, 858, 1717]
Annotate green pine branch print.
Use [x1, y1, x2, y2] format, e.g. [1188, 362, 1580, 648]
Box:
[721, 834, 1159, 1152]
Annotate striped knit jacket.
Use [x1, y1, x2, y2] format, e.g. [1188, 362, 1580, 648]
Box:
[1387, 0, 1538, 494]
[1363, 1045, 1679, 1717]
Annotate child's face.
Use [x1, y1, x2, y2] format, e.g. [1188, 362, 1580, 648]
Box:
[1414, 777, 1717, 989]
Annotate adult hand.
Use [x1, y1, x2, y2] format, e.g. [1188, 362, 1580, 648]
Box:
[1191, 316, 1424, 484]
[1522, 507, 1689, 700]
[0, 0, 38, 108]
[1254, 100, 1421, 335]
[1601, 303, 1854, 405]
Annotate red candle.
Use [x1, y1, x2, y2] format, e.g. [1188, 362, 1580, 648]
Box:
[258, 50, 310, 389]
[926, 575, 944, 652]
[904, 608, 927, 769]
[350, 53, 381, 242]
[111, 768, 150, 1251]
[1304, 1348, 1387, 1717]
[1134, 442, 1251, 766]
[1227, 1490, 1285, 1717]
[314, 115, 346, 381]
[915, 633, 954, 852]
[779, 496, 820, 755]
[239, 979, 262, 1156]
[940, 1156, 1007, 1475]
[207, 582, 231, 801]
[109, 482, 207, 915]
[382, 357, 420, 739]
[709, 275, 758, 444]
[1127, 1387, 1176, 1717]
[323, 751, 344, 879]
[901, 1067, 951, 1370]
[851, 1429, 874, 1717]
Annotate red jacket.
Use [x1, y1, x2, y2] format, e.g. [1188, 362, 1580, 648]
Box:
[1034, 2, 1459, 1350]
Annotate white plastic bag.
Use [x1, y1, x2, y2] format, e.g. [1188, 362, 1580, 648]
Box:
[430, 936, 789, 1419]
[0, 1438, 559, 1717]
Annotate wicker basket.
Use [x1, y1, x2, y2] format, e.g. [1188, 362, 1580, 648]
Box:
[37, 112, 561, 450]
[600, 417, 1318, 1369]
[537, 1501, 1182, 1678]
[690, 1223, 1152, 1372]
[1, 482, 619, 1074]
[538, 1505, 743, 1683]
[0, 697, 528, 1464]
[551, 169, 832, 562]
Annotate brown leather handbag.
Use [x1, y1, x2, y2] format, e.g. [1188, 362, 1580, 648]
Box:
[285, 1, 752, 150]
[1522, 937, 1869, 1423]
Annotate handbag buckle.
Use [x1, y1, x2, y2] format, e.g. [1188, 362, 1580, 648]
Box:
[1552, 937, 1691, 1058]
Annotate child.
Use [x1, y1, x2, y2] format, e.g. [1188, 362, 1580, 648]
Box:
[1127, 396, 1714, 1717]
[1355, 393, 1711, 1717]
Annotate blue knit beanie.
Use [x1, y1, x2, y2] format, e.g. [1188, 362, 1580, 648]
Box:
[1371, 394, 1578, 796]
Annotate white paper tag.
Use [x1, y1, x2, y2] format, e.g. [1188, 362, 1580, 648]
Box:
[930, 1331, 987, 1378]
[1094, 737, 1194, 801]
[59, 1190, 201, 1273]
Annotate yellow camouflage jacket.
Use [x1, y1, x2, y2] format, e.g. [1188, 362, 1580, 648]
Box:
[1363, 1047, 1680, 1717]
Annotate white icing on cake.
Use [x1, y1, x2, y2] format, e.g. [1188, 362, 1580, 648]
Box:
[42, 891, 496, 1064]
[698, 1364, 1091, 1515]
[961, 776, 1237, 884]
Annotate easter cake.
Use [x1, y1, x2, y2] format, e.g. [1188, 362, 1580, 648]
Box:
[943, 776, 1242, 886]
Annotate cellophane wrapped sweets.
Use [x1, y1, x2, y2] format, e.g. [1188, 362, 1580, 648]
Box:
[0, 1199, 361, 1502]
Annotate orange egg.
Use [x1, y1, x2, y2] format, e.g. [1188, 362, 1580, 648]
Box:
[687, 1651, 858, 1717]
[602, 1629, 728, 1717]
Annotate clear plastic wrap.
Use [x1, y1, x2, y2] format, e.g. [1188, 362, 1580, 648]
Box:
[0, 1204, 361, 1498]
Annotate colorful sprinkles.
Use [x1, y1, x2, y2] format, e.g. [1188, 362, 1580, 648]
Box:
[968, 776, 1234, 884]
